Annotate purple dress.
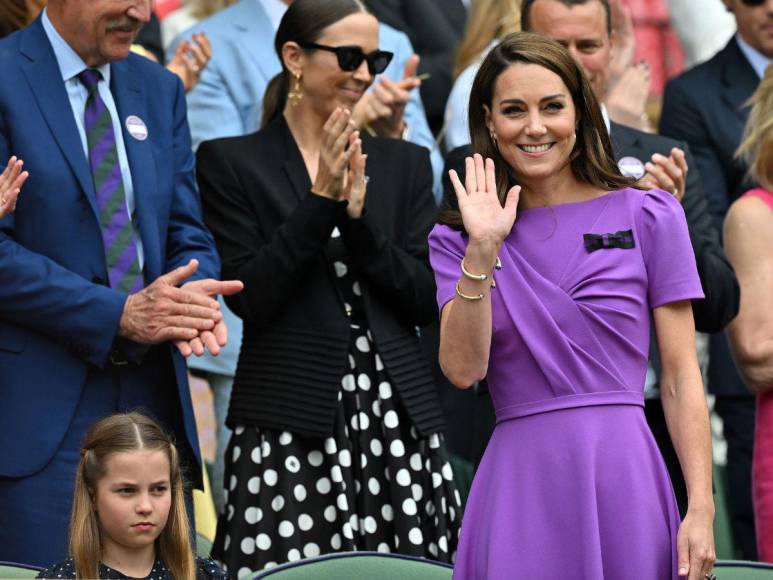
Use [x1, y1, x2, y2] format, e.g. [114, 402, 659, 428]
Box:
[429, 188, 704, 579]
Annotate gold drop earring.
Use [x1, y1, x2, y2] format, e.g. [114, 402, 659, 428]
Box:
[288, 71, 303, 107]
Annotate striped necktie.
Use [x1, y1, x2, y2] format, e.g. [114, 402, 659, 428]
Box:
[79, 69, 143, 294]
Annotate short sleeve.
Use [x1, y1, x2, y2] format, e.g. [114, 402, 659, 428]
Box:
[428, 224, 467, 313]
[638, 188, 705, 308]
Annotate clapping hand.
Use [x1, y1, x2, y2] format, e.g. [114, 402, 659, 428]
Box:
[167, 32, 212, 93]
[0, 156, 28, 218]
[638, 147, 688, 202]
[448, 154, 520, 245]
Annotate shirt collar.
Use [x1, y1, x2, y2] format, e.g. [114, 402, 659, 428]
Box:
[735, 33, 771, 80]
[600, 104, 611, 134]
[257, 0, 289, 32]
[41, 7, 111, 85]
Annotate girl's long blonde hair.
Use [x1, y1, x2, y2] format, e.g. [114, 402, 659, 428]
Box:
[736, 65, 773, 191]
[453, 0, 521, 78]
[69, 412, 195, 580]
[188, 0, 239, 21]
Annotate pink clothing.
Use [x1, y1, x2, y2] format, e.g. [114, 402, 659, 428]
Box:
[153, 0, 182, 20]
[747, 188, 773, 562]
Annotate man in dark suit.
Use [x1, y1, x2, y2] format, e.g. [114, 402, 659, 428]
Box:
[659, 0, 772, 559]
[0, 0, 241, 567]
[445, 0, 739, 513]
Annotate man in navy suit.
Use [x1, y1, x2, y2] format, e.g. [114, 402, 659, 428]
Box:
[0, 0, 242, 567]
[659, 0, 772, 560]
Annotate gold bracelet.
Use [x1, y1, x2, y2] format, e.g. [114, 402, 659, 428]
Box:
[460, 258, 489, 281]
[455, 280, 486, 301]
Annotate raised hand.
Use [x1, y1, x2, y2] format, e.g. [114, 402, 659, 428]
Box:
[0, 156, 29, 218]
[448, 154, 520, 245]
[166, 32, 212, 93]
[312, 108, 359, 201]
[638, 147, 688, 202]
[344, 132, 368, 218]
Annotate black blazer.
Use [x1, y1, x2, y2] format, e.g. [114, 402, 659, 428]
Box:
[197, 116, 444, 438]
[443, 123, 740, 336]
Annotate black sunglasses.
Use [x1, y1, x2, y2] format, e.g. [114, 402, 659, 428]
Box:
[740, 0, 765, 5]
[298, 41, 394, 75]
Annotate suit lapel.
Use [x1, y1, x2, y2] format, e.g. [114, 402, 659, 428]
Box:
[18, 21, 98, 215]
[720, 39, 759, 124]
[608, 121, 638, 157]
[274, 117, 312, 202]
[111, 58, 161, 280]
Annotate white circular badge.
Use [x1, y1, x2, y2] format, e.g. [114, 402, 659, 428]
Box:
[125, 115, 148, 141]
[617, 156, 646, 179]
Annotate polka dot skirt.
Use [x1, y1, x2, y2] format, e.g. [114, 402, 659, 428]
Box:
[212, 250, 461, 578]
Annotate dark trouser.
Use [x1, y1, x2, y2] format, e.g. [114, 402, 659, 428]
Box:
[644, 398, 688, 518]
[715, 395, 757, 560]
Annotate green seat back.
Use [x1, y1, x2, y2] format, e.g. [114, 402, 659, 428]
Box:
[252, 552, 453, 580]
[0, 562, 40, 578]
[715, 560, 773, 579]
[196, 532, 213, 559]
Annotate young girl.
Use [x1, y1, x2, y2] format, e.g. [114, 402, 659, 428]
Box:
[37, 413, 228, 580]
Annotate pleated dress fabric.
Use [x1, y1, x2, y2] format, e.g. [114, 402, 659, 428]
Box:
[429, 188, 704, 580]
[213, 234, 461, 578]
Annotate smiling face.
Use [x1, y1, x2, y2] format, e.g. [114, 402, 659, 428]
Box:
[724, 0, 773, 58]
[527, 0, 612, 101]
[485, 62, 577, 186]
[289, 12, 379, 118]
[94, 450, 171, 557]
[48, 0, 152, 67]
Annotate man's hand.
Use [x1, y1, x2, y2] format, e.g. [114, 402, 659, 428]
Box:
[638, 147, 689, 202]
[118, 259, 228, 347]
[352, 54, 421, 139]
[174, 276, 244, 357]
[167, 33, 212, 93]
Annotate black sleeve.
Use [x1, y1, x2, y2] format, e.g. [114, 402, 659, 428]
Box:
[197, 140, 347, 328]
[679, 143, 740, 333]
[340, 146, 439, 327]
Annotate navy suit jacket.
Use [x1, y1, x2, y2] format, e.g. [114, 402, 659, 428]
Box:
[0, 18, 220, 478]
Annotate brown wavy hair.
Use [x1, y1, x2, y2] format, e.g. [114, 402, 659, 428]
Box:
[438, 32, 634, 230]
[69, 412, 195, 580]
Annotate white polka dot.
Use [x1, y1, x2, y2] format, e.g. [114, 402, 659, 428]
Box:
[317, 477, 332, 494]
[449, 506, 456, 521]
[271, 495, 285, 511]
[342, 374, 356, 392]
[455, 489, 462, 505]
[402, 498, 417, 516]
[261, 440, 271, 457]
[285, 456, 300, 473]
[235, 426, 245, 435]
[428, 542, 438, 557]
[360, 453, 368, 468]
[439, 536, 449, 553]
[370, 439, 383, 456]
[355, 336, 370, 352]
[372, 400, 382, 417]
[349, 514, 359, 532]
[225, 534, 231, 551]
[303, 542, 320, 558]
[298, 513, 313, 531]
[232, 446, 241, 462]
[357, 374, 371, 390]
[227, 504, 235, 521]
[264, 469, 278, 486]
[229, 475, 238, 491]
[324, 438, 338, 454]
[324, 505, 337, 522]
[334, 261, 348, 277]
[384, 410, 399, 429]
[348, 354, 356, 369]
[331, 533, 342, 549]
[410, 453, 422, 471]
[237, 567, 252, 579]
[331, 465, 343, 483]
[394, 535, 400, 549]
[278, 520, 294, 538]
[308, 450, 324, 467]
[429, 434, 441, 449]
[368, 477, 380, 495]
[378, 382, 393, 399]
[294, 484, 307, 502]
[338, 449, 352, 467]
[287, 548, 301, 562]
[377, 542, 390, 553]
[382, 504, 394, 521]
[395, 469, 411, 486]
[343, 522, 354, 539]
[245, 507, 262, 524]
[337, 493, 349, 511]
[364, 516, 378, 534]
[355, 479, 361, 494]
[250, 447, 262, 464]
[352, 281, 362, 296]
[412, 483, 423, 502]
[279, 432, 293, 445]
[432, 473, 442, 488]
[409, 528, 423, 545]
[442, 496, 447, 513]
[442, 462, 454, 481]
[390, 440, 405, 457]
[375, 354, 384, 371]
[241, 537, 255, 555]
[360, 412, 370, 430]
[264, 562, 278, 569]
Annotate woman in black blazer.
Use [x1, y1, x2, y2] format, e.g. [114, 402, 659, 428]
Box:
[196, 0, 460, 572]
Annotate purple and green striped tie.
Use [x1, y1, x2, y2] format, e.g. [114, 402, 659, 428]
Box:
[79, 69, 143, 294]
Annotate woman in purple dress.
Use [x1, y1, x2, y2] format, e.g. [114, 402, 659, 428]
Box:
[429, 33, 716, 579]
